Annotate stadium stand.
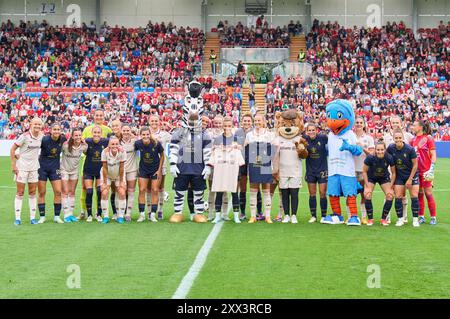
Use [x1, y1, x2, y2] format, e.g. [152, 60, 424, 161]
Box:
[0, 19, 448, 140]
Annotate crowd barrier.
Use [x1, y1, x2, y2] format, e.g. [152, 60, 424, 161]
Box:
[1, 140, 449, 157]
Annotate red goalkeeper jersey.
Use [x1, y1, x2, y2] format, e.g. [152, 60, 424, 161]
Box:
[411, 135, 435, 174]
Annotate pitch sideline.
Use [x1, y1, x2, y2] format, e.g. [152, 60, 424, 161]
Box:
[172, 221, 224, 299]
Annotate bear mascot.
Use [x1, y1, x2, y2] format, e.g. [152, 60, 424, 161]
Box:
[272, 109, 308, 223]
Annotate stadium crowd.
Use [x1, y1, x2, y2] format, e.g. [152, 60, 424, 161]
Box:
[216, 18, 292, 47]
[0, 19, 449, 141]
[263, 19, 449, 140]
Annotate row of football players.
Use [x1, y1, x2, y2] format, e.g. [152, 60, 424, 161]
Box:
[10, 110, 437, 226]
[202, 113, 437, 226]
[10, 109, 171, 225]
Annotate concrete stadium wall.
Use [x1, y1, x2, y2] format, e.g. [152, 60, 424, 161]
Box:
[205, 0, 307, 31]
[312, 0, 414, 27]
[0, 0, 448, 30]
[100, 0, 202, 28]
[0, 0, 96, 26]
[417, 0, 450, 28]
[0, 0, 202, 28]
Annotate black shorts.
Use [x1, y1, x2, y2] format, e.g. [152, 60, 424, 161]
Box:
[139, 170, 158, 180]
[38, 168, 61, 181]
[368, 176, 391, 186]
[174, 174, 206, 192]
[395, 174, 419, 186]
[305, 170, 328, 184]
[83, 173, 101, 180]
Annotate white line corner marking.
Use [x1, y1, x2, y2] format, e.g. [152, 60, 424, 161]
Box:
[172, 222, 224, 299]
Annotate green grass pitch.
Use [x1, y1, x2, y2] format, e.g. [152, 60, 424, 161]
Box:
[0, 157, 449, 299]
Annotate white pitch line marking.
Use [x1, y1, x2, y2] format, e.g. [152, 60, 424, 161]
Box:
[172, 222, 224, 299]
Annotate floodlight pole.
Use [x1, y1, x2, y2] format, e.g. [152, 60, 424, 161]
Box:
[412, 0, 418, 36]
[305, 0, 312, 34]
[96, 0, 101, 31]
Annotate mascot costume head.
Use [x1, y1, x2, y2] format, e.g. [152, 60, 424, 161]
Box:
[326, 99, 355, 136]
[274, 109, 308, 159]
[183, 81, 204, 130]
[168, 81, 212, 223]
[322, 99, 363, 226]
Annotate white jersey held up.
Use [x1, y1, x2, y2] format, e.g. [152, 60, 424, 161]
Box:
[209, 147, 245, 192]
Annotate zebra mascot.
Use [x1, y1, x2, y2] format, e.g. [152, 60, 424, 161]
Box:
[168, 81, 212, 223]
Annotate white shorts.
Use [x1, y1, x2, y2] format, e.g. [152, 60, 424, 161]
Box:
[15, 170, 39, 184]
[125, 171, 138, 181]
[279, 176, 302, 189]
[61, 170, 79, 181]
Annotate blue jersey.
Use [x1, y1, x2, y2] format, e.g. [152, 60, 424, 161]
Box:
[39, 135, 66, 171]
[387, 143, 417, 180]
[364, 154, 394, 181]
[304, 134, 328, 176]
[134, 139, 164, 175]
[171, 129, 212, 175]
[84, 138, 109, 176]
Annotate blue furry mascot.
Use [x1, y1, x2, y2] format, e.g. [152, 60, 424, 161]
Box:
[168, 81, 212, 223]
[323, 99, 363, 226]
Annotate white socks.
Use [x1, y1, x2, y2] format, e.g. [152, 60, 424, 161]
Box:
[15, 195, 23, 220]
[29, 195, 37, 220]
[249, 191, 257, 218]
[102, 198, 126, 218]
[62, 195, 70, 218]
[69, 196, 75, 215]
[402, 197, 408, 218]
[101, 199, 109, 218]
[118, 199, 126, 218]
[208, 191, 216, 219]
[126, 191, 134, 216]
[158, 191, 164, 213]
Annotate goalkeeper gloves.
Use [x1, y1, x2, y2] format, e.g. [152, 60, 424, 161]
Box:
[424, 163, 435, 181]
